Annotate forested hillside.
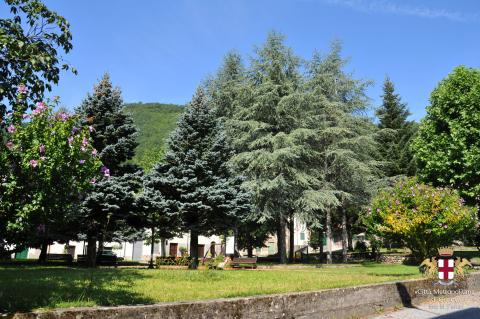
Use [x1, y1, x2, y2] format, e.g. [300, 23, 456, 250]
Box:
[124, 103, 184, 170]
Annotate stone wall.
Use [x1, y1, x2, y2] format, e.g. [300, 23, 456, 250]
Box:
[378, 254, 416, 264]
[12, 272, 480, 319]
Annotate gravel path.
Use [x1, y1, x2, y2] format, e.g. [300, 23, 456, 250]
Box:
[370, 292, 480, 318]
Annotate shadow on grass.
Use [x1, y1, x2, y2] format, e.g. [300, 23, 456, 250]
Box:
[0, 266, 155, 314]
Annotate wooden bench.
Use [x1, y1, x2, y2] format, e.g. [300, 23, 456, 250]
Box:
[77, 254, 118, 266]
[232, 257, 257, 269]
[46, 253, 73, 264]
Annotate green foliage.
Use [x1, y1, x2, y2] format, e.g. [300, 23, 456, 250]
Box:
[155, 256, 192, 267]
[149, 89, 251, 268]
[0, 0, 75, 118]
[375, 77, 418, 177]
[354, 241, 368, 252]
[413, 66, 480, 203]
[0, 98, 101, 254]
[364, 177, 477, 260]
[308, 228, 325, 251]
[123, 103, 183, 171]
[76, 74, 140, 266]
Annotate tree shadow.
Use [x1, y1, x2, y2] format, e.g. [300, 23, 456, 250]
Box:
[0, 265, 155, 314]
[395, 282, 413, 307]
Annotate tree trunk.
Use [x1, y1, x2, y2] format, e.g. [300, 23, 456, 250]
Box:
[319, 228, 324, 262]
[149, 227, 155, 269]
[233, 227, 239, 257]
[277, 216, 287, 264]
[288, 217, 295, 263]
[38, 242, 48, 263]
[86, 235, 97, 268]
[347, 225, 353, 251]
[247, 246, 253, 258]
[341, 207, 348, 263]
[97, 234, 104, 257]
[189, 230, 199, 269]
[326, 209, 332, 264]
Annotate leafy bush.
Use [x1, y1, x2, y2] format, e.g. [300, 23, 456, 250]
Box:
[354, 241, 368, 252]
[207, 254, 225, 270]
[363, 177, 477, 260]
[156, 256, 192, 267]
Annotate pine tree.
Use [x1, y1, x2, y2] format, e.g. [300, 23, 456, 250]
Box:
[375, 77, 417, 177]
[76, 73, 139, 267]
[229, 32, 314, 264]
[150, 88, 250, 269]
[136, 174, 179, 268]
[302, 42, 379, 263]
[207, 51, 245, 120]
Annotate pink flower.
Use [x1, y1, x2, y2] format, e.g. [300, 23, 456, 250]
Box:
[79, 159, 86, 164]
[56, 112, 69, 121]
[39, 144, 45, 154]
[92, 148, 98, 157]
[22, 114, 30, 119]
[17, 84, 28, 94]
[29, 159, 38, 168]
[40, 156, 46, 161]
[7, 124, 16, 133]
[32, 102, 47, 115]
[6, 141, 13, 150]
[68, 136, 74, 146]
[90, 178, 97, 185]
[71, 127, 79, 135]
[101, 166, 110, 177]
[88, 126, 95, 133]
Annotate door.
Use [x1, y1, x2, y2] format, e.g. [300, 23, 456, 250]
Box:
[198, 245, 205, 258]
[132, 241, 143, 261]
[66, 246, 76, 257]
[169, 243, 178, 257]
[15, 248, 28, 259]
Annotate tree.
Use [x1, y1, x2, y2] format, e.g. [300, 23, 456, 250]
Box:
[150, 88, 250, 269]
[364, 177, 477, 260]
[228, 32, 310, 264]
[375, 77, 417, 177]
[301, 42, 379, 263]
[0, 96, 101, 260]
[76, 74, 139, 267]
[0, 0, 75, 120]
[413, 66, 480, 249]
[137, 170, 180, 268]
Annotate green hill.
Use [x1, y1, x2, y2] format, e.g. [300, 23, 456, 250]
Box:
[124, 102, 184, 170]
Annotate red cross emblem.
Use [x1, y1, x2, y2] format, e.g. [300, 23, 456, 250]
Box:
[438, 258, 454, 281]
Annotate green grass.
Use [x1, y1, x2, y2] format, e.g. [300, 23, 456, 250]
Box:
[123, 102, 183, 170]
[0, 263, 421, 313]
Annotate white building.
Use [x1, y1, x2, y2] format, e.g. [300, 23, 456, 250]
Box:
[18, 218, 346, 261]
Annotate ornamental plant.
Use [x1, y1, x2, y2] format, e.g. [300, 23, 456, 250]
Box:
[0, 95, 102, 261]
[363, 177, 477, 260]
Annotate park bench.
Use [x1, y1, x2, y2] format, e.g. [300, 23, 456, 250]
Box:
[232, 257, 257, 269]
[46, 253, 73, 264]
[77, 254, 118, 267]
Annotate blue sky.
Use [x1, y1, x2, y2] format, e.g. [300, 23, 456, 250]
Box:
[5, 0, 480, 121]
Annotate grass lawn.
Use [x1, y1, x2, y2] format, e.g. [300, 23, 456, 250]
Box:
[0, 263, 421, 313]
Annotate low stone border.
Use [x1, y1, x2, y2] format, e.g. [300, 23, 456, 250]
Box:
[10, 272, 480, 319]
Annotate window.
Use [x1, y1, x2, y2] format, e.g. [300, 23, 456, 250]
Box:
[300, 232, 305, 240]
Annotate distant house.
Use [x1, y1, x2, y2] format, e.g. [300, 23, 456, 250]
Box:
[18, 218, 349, 262]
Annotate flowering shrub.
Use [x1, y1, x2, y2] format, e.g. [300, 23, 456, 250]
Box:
[0, 96, 102, 254]
[363, 177, 477, 260]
